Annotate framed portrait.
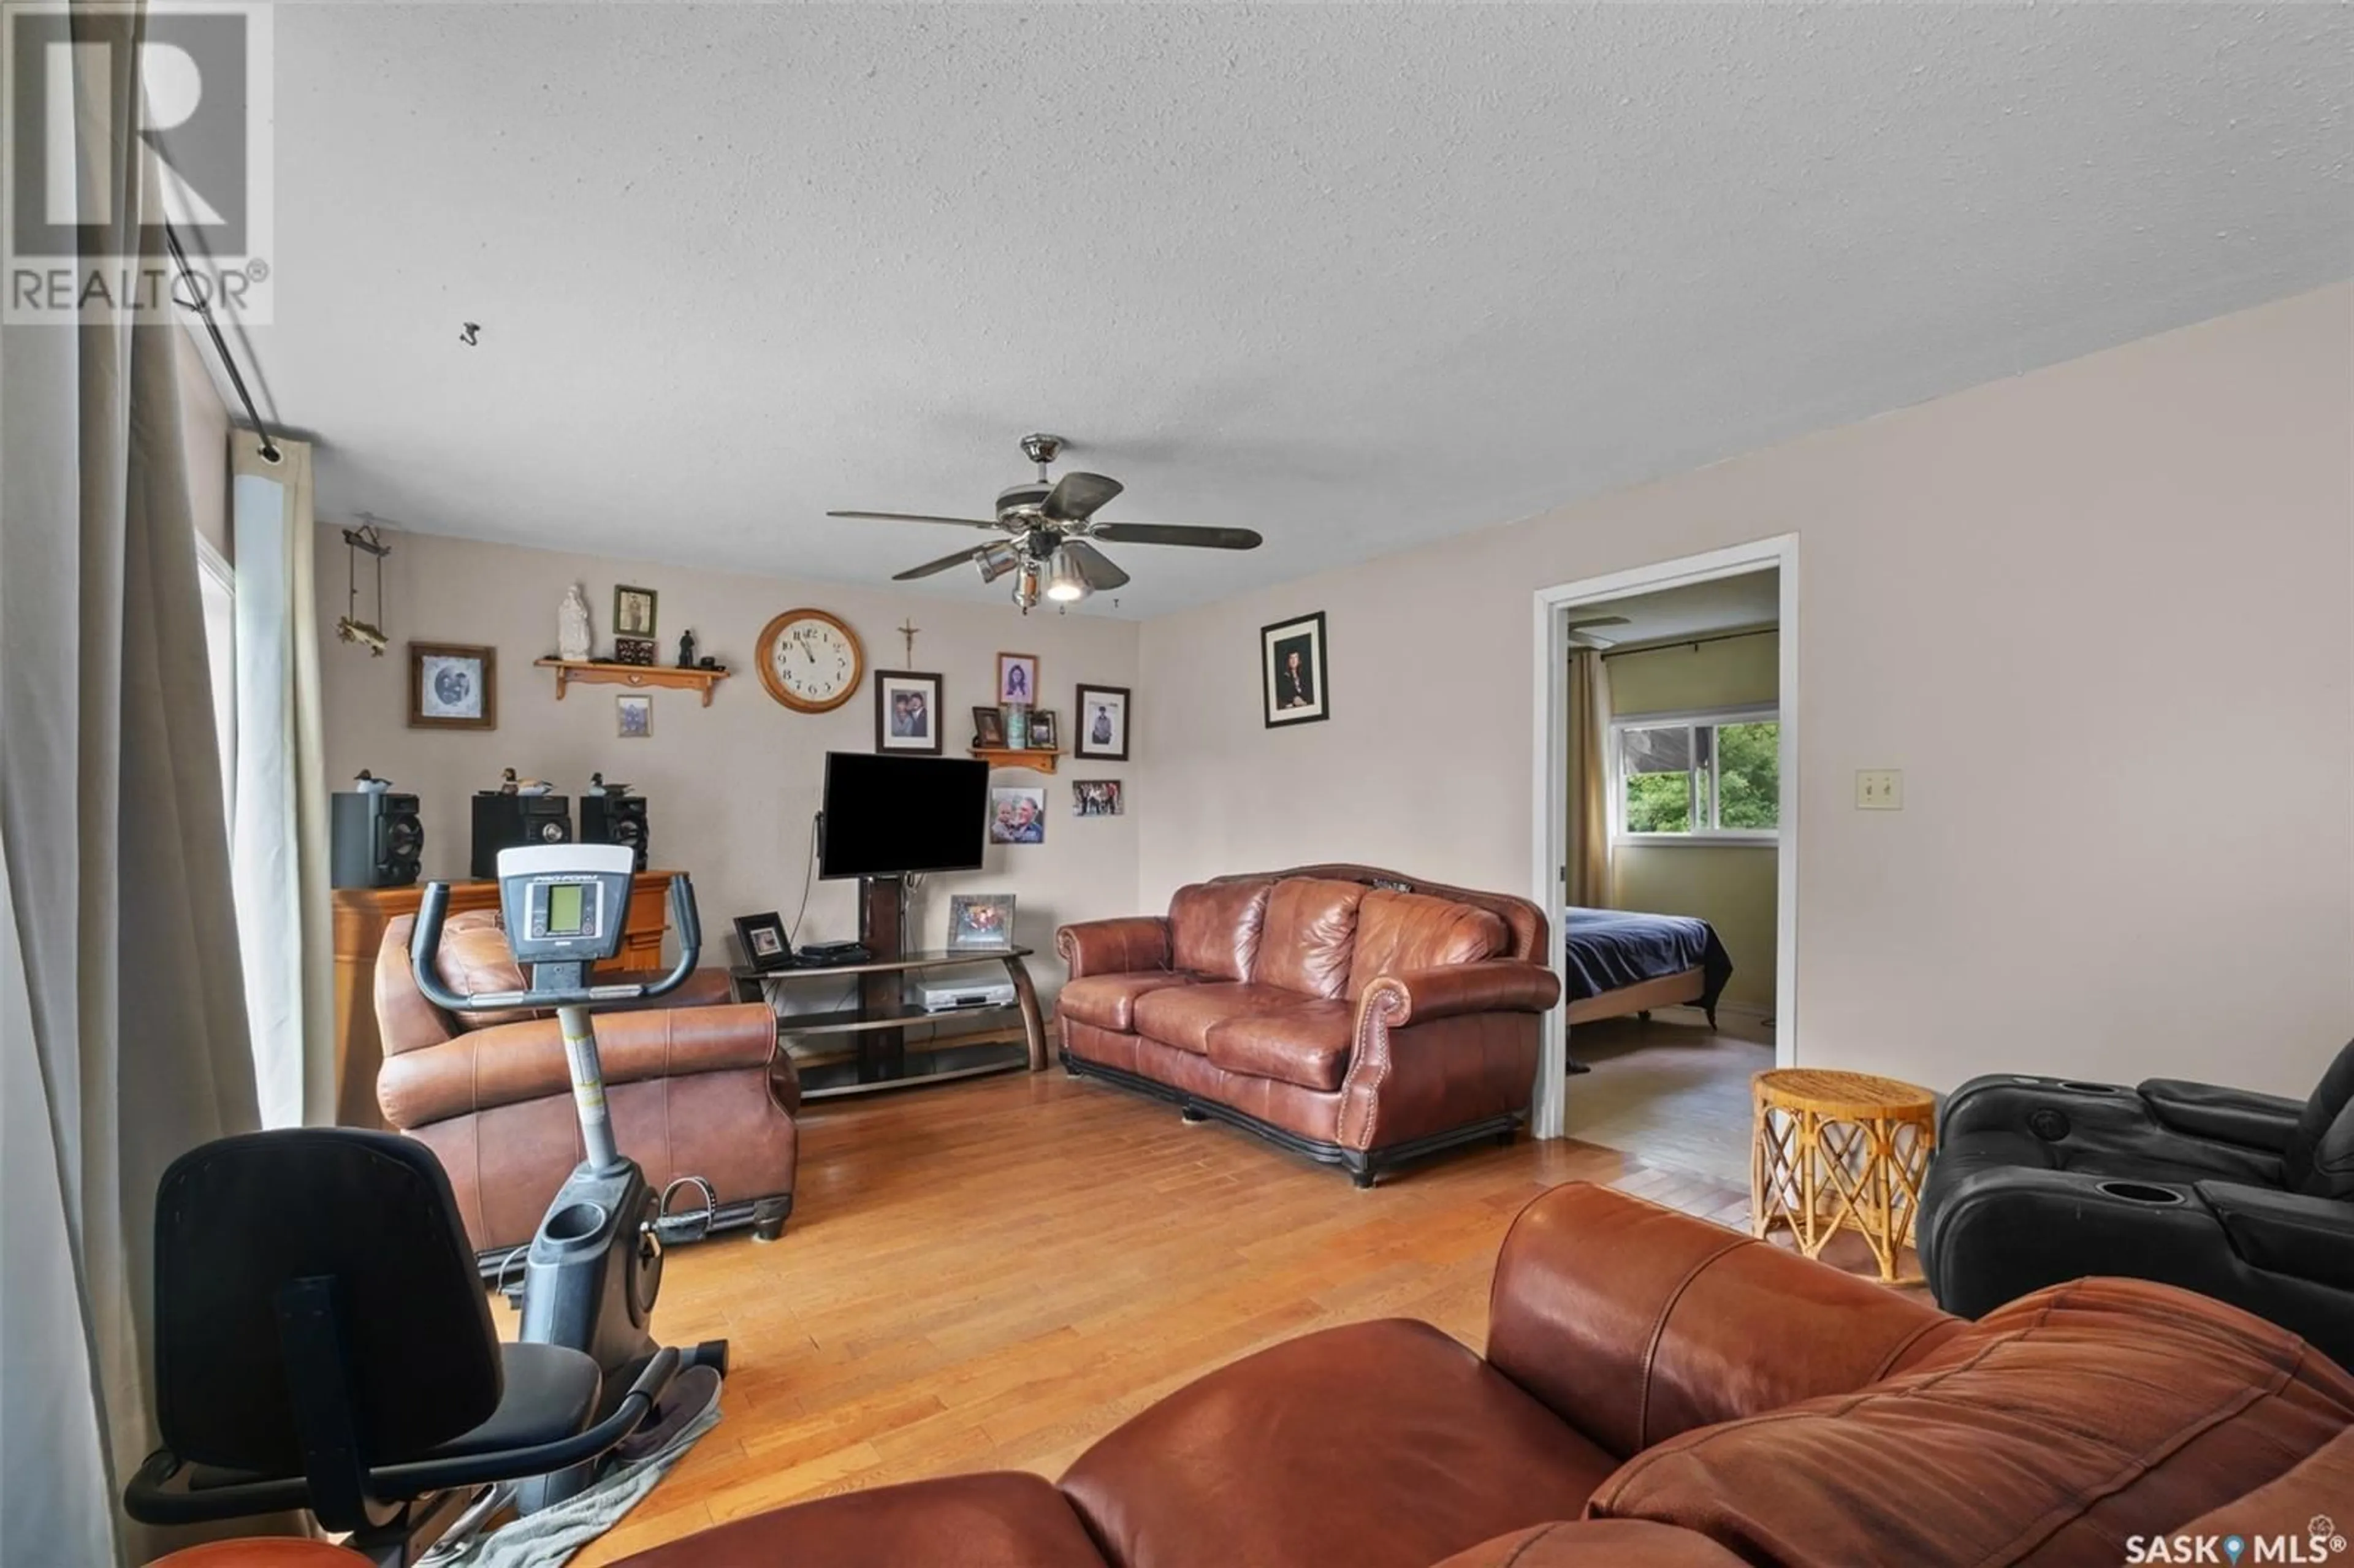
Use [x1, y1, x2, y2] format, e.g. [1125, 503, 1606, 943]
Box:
[875, 669, 943, 754]
[996, 651, 1038, 707]
[1072, 779, 1124, 817]
[614, 585, 659, 639]
[733, 911, 793, 971]
[1074, 683, 1130, 760]
[973, 706, 1006, 748]
[408, 642, 497, 730]
[616, 693, 653, 739]
[1028, 709, 1058, 752]
[989, 786, 1046, 845]
[947, 892, 1016, 951]
[1261, 612, 1330, 728]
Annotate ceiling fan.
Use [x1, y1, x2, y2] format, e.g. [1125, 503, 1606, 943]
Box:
[828, 434, 1263, 612]
[1566, 615, 1629, 650]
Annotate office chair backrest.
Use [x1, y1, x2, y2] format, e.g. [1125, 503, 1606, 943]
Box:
[152, 1130, 503, 1475]
[2285, 1039, 2354, 1199]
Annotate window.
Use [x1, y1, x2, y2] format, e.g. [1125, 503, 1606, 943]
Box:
[1613, 707, 1778, 841]
[196, 534, 236, 821]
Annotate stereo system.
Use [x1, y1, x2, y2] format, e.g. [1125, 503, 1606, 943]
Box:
[330, 790, 424, 888]
[470, 793, 573, 880]
[579, 793, 650, 872]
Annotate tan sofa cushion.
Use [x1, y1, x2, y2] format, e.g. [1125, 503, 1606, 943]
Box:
[1133, 982, 1300, 1056]
[1168, 880, 1274, 983]
[1348, 891, 1509, 999]
[1205, 1000, 1354, 1091]
[1252, 878, 1367, 999]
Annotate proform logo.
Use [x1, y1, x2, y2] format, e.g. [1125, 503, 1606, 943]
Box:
[2127, 1517, 2349, 1566]
[2, 1, 273, 322]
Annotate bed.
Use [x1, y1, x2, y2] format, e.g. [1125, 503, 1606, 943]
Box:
[1560, 908, 1734, 1030]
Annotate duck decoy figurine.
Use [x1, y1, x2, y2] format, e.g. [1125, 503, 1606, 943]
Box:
[587, 772, 632, 797]
[498, 767, 555, 797]
[353, 769, 392, 794]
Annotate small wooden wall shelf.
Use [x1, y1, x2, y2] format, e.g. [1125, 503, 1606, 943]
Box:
[970, 746, 1063, 774]
[535, 658, 730, 706]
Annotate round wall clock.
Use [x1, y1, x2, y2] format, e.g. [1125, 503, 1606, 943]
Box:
[756, 609, 864, 713]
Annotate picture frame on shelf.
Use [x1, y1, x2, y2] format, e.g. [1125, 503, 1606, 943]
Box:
[1074, 683, 1129, 760]
[973, 706, 1006, 748]
[996, 651, 1038, 707]
[614, 584, 659, 639]
[617, 693, 653, 738]
[408, 641, 497, 731]
[947, 892, 1016, 950]
[612, 637, 657, 666]
[733, 911, 793, 971]
[1261, 611, 1330, 728]
[875, 669, 943, 754]
[1027, 709, 1057, 752]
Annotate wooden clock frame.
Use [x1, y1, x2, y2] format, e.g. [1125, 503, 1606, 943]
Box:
[756, 607, 864, 713]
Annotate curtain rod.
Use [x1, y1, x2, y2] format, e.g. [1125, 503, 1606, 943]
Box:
[162, 221, 281, 463]
[1598, 625, 1775, 661]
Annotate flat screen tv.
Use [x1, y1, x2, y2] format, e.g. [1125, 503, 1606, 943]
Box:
[818, 752, 989, 880]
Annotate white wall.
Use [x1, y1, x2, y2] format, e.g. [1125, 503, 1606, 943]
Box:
[314, 531, 1140, 995]
[1138, 284, 2354, 1097]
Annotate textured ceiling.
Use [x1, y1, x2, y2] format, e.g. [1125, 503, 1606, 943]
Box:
[1578, 569, 1780, 649]
[251, 4, 2352, 618]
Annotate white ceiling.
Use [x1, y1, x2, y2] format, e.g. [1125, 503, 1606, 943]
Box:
[249, 4, 2352, 618]
[1577, 570, 1780, 649]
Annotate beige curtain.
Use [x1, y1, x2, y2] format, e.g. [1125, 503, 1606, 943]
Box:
[1564, 649, 1613, 908]
[0, 5, 261, 1561]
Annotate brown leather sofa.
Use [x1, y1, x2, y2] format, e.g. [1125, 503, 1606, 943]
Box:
[1054, 865, 1561, 1185]
[612, 1181, 2354, 1568]
[375, 910, 798, 1262]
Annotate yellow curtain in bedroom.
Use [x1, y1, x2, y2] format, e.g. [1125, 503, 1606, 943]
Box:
[1565, 649, 1612, 908]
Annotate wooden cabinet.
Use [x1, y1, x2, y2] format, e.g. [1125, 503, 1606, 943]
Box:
[330, 870, 675, 1128]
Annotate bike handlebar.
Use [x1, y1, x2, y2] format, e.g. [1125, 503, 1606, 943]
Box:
[408, 873, 704, 1014]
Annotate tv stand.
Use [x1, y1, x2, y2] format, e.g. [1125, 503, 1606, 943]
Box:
[857, 874, 909, 1067]
[729, 946, 1045, 1101]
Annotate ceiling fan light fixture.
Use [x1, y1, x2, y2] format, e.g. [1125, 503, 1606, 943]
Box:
[1012, 561, 1042, 611]
[1045, 545, 1091, 603]
[974, 541, 1020, 585]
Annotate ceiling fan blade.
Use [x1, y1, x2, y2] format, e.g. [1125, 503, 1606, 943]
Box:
[1061, 538, 1131, 592]
[1088, 522, 1263, 550]
[828, 510, 1005, 530]
[1041, 471, 1124, 523]
[892, 545, 991, 582]
[1564, 614, 1630, 630]
[1567, 631, 1618, 650]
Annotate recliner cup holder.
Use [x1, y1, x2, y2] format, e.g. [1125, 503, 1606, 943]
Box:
[544, 1201, 609, 1242]
[2095, 1181, 2184, 1205]
[2057, 1081, 2122, 1094]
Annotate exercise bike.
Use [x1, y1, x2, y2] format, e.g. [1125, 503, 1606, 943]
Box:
[126, 847, 728, 1565]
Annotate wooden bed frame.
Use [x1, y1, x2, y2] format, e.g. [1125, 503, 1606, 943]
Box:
[1563, 965, 1710, 1027]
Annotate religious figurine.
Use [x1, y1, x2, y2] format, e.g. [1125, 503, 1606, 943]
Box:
[677, 628, 697, 669]
[557, 584, 592, 663]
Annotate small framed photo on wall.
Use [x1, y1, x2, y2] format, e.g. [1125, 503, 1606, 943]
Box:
[996, 652, 1038, 707]
[409, 642, 497, 730]
[1261, 612, 1329, 728]
[1074, 683, 1130, 760]
[875, 670, 943, 754]
[617, 693, 653, 738]
[614, 584, 659, 639]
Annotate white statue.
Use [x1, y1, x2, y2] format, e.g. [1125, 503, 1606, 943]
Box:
[557, 583, 592, 662]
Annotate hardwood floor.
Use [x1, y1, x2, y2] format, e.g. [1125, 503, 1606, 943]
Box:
[1562, 1011, 1774, 1186]
[566, 1070, 1751, 1566]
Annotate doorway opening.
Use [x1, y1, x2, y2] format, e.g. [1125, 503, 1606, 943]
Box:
[1528, 538, 1797, 1187]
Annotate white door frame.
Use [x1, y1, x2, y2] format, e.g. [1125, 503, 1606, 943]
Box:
[1526, 535, 1800, 1138]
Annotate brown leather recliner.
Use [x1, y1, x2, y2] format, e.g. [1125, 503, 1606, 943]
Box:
[375, 910, 798, 1263]
[611, 1181, 2354, 1568]
[1055, 864, 1561, 1186]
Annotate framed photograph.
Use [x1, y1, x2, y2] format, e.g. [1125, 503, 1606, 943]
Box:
[1072, 780, 1124, 817]
[1028, 709, 1058, 751]
[614, 584, 659, 639]
[875, 669, 943, 754]
[408, 642, 497, 730]
[973, 706, 1006, 748]
[612, 637, 657, 666]
[947, 892, 1016, 950]
[1262, 611, 1330, 728]
[1074, 683, 1130, 760]
[733, 911, 793, 971]
[996, 651, 1038, 707]
[617, 693, 653, 739]
[989, 786, 1046, 845]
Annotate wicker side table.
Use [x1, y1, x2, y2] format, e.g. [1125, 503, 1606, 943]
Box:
[1751, 1068, 1937, 1282]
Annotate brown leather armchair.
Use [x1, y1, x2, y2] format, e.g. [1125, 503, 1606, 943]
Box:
[375, 910, 797, 1263]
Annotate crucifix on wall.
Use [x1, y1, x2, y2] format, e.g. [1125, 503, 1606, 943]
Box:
[897, 618, 919, 664]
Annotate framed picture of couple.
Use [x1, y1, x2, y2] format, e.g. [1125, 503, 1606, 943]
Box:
[875, 669, 942, 754]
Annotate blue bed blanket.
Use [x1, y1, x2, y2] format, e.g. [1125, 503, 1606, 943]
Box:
[1561, 908, 1734, 1014]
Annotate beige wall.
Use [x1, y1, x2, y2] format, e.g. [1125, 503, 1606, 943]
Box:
[314, 530, 1140, 996]
[1608, 627, 1779, 1013]
[1138, 284, 2354, 1097]
[175, 325, 230, 557]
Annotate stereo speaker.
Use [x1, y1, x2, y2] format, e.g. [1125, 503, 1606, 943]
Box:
[580, 793, 650, 872]
[330, 791, 424, 888]
[470, 793, 573, 880]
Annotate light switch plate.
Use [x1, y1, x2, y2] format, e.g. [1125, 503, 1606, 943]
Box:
[1856, 769, 1903, 810]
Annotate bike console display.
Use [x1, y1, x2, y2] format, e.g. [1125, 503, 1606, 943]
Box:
[500, 843, 636, 965]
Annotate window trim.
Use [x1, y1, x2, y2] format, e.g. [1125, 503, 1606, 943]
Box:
[1610, 702, 1780, 847]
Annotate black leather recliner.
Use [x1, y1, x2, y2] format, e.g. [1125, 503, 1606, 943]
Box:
[1919, 1040, 2354, 1367]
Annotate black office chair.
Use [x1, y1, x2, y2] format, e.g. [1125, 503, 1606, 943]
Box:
[1919, 1040, 2354, 1367]
[125, 1129, 675, 1566]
